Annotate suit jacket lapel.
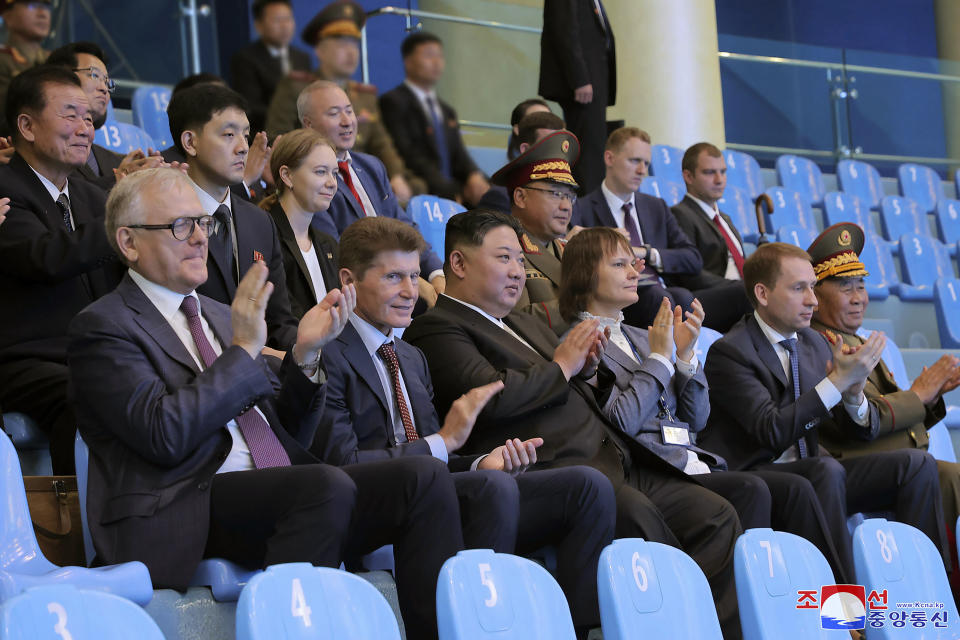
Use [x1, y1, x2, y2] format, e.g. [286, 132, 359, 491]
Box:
[117, 275, 201, 374]
[591, 190, 618, 229]
[271, 203, 316, 300]
[503, 312, 557, 362]
[339, 324, 392, 420]
[396, 342, 436, 434]
[746, 315, 788, 388]
[796, 335, 823, 393]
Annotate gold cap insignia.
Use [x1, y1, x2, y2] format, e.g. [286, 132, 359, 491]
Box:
[561, 140, 570, 153]
[344, 5, 353, 15]
[838, 229, 852, 246]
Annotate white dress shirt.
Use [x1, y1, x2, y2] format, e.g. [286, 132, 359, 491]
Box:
[753, 312, 868, 463]
[266, 44, 290, 75]
[338, 151, 378, 220]
[404, 79, 443, 126]
[299, 243, 328, 303]
[30, 165, 75, 229]
[191, 178, 240, 277]
[600, 180, 662, 269]
[687, 193, 743, 281]
[349, 313, 448, 461]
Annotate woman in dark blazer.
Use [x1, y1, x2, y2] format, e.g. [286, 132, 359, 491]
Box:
[261, 128, 341, 320]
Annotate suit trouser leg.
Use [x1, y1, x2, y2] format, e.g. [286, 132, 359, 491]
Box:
[936, 460, 960, 595]
[452, 469, 519, 552]
[344, 456, 464, 640]
[697, 471, 772, 530]
[843, 449, 949, 568]
[514, 466, 615, 629]
[559, 95, 608, 195]
[693, 281, 753, 333]
[749, 467, 850, 583]
[205, 463, 357, 569]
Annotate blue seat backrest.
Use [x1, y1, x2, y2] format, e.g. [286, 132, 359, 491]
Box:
[650, 144, 684, 184]
[131, 85, 172, 150]
[899, 234, 953, 287]
[859, 233, 892, 299]
[934, 278, 960, 349]
[94, 122, 156, 155]
[735, 528, 838, 640]
[718, 185, 760, 243]
[766, 187, 816, 231]
[880, 196, 928, 242]
[73, 435, 95, 566]
[935, 198, 960, 245]
[436, 549, 575, 639]
[898, 163, 943, 214]
[777, 225, 816, 248]
[0, 430, 55, 575]
[837, 159, 884, 210]
[853, 518, 958, 638]
[776, 155, 825, 206]
[695, 327, 723, 364]
[824, 191, 875, 235]
[236, 563, 400, 640]
[598, 538, 722, 640]
[0, 584, 163, 640]
[856, 328, 908, 387]
[407, 195, 465, 262]
[639, 177, 685, 207]
[723, 149, 764, 199]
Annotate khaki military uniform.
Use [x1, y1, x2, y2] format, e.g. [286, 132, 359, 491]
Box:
[516, 232, 569, 336]
[0, 44, 47, 134]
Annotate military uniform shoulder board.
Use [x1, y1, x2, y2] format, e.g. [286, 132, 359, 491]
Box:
[520, 234, 541, 254]
[525, 269, 546, 280]
[349, 81, 378, 94]
[0, 45, 12, 55]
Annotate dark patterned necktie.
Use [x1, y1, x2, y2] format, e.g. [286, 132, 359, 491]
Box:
[426, 95, 451, 178]
[56, 193, 74, 232]
[780, 337, 807, 458]
[377, 342, 420, 443]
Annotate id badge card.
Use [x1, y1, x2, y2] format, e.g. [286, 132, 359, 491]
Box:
[661, 420, 691, 446]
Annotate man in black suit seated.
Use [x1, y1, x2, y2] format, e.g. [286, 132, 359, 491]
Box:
[572, 127, 702, 328]
[405, 208, 760, 639]
[68, 167, 466, 639]
[701, 242, 949, 581]
[670, 142, 753, 332]
[379, 32, 489, 207]
[230, 0, 310, 135]
[0, 65, 122, 473]
[167, 83, 299, 350]
[314, 216, 616, 637]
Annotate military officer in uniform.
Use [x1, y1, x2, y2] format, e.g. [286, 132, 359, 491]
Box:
[0, 0, 50, 135]
[265, 0, 420, 204]
[489, 129, 581, 336]
[808, 222, 960, 553]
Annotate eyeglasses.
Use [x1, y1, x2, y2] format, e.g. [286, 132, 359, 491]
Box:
[522, 185, 577, 204]
[73, 67, 116, 93]
[125, 216, 218, 240]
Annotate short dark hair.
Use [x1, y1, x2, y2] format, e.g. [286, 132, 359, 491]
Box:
[743, 242, 812, 307]
[167, 83, 248, 155]
[339, 217, 427, 281]
[681, 142, 722, 174]
[5, 65, 82, 141]
[443, 209, 522, 277]
[252, 0, 291, 20]
[46, 41, 109, 69]
[515, 111, 565, 148]
[559, 227, 633, 322]
[510, 98, 549, 127]
[171, 72, 226, 98]
[401, 31, 442, 58]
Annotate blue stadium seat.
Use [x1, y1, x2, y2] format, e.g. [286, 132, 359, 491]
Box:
[765, 187, 817, 231]
[2, 412, 50, 476]
[934, 278, 960, 349]
[638, 177, 685, 207]
[735, 528, 838, 639]
[131, 85, 172, 150]
[694, 327, 723, 364]
[777, 225, 816, 248]
[598, 538, 721, 640]
[897, 233, 953, 301]
[823, 191, 876, 236]
[436, 549, 575, 639]
[853, 518, 958, 638]
[859, 232, 894, 300]
[0, 584, 163, 640]
[408, 195, 465, 264]
[723, 149, 764, 199]
[236, 563, 401, 640]
[898, 163, 943, 214]
[934, 199, 960, 255]
[718, 185, 761, 244]
[880, 196, 929, 255]
[0, 430, 152, 605]
[650, 144, 684, 185]
[837, 159, 884, 210]
[776, 155, 826, 207]
[94, 122, 156, 155]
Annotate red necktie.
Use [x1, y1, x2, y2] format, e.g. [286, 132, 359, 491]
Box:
[337, 160, 367, 215]
[376, 342, 419, 443]
[180, 296, 291, 469]
[712, 214, 744, 277]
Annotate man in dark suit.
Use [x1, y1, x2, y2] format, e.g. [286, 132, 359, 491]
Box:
[299, 80, 446, 308]
[167, 83, 299, 349]
[405, 209, 752, 638]
[670, 142, 752, 332]
[230, 0, 310, 134]
[315, 216, 616, 636]
[0, 65, 122, 473]
[701, 241, 949, 582]
[572, 127, 702, 328]
[378, 32, 489, 206]
[68, 167, 467, 640]
[538, 0, 615, 194]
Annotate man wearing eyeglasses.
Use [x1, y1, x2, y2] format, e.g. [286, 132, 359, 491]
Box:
[490, 129, 581, 336]
[0, 64, 122, 473]
[0, 0, 50, 136]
